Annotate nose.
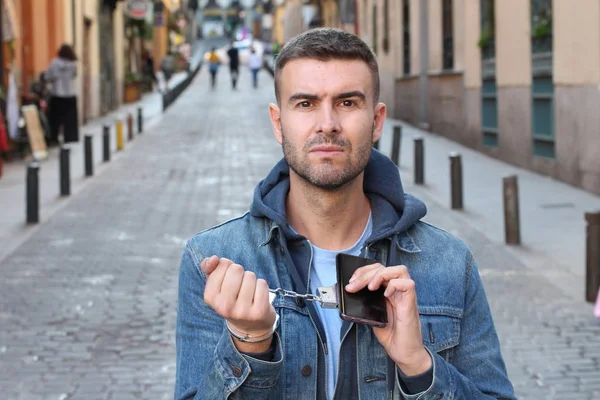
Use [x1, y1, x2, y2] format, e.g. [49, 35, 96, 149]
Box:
[317, 105, 341, 136]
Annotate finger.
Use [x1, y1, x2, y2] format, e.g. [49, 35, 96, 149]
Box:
[383, 278, 416, 299]
[348, 263, 381, 283]
[200, 255, 219, 275]
[253, 279, 275, 321]
[218, 264, 246, 312]
[204, 258, 235, 300]
[345, 264, 385, 292]
[366, 265, 410, 291]
[232, 271, 257, 318]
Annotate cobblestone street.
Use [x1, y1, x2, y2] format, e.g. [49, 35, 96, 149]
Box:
[1, 57, 600, 400]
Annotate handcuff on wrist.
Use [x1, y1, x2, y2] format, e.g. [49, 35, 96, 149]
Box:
[226, 285, 337, 343]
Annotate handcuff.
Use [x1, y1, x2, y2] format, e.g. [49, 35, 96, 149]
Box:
[226, 285, 338, 343]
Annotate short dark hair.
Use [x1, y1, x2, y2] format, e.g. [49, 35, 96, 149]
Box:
[58, 44, 77, 61]
[274, 28, 380, 104]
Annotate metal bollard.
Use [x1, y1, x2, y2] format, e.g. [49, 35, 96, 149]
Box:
[137, 107, 143, 134]
[391, 125, 402, 166]
[414, 137, 424, 185]
[503, 175, 521, 245]
[585, 212, 600, 303]
[116, 120, 124, 151]
[26, 162, 40, 224]
[60, 146, 70, 196]
[103, 124, 111, 162]
[449, 153, 463, 210]
[84, 134, 93, 177]
[127, 113, 134, 141]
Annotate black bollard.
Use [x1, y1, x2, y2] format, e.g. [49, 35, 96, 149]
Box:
[103, 125, 110, 162]
[137, 107, 143, 134]
[127, 113, 134, 141]
[60, 146, 70, 196]
[26, 162, 40, 224]
[391, 125, 402, 166]
[84, 134, 94, 177]
[414, 137, 424, 185]
[503, 175, 521, 245]
[450, 153, 463, 210]
[585, 212, 600, 302]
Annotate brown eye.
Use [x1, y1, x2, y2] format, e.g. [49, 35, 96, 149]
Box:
[342, 100, 355, 107]
[299, 101, 312, 108]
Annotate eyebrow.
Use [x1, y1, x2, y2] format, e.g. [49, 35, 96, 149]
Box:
[287, 91, 366, 105]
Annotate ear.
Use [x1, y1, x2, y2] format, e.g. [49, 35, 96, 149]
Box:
[269, 103, 283, 144]
[372, 103, 387, 143]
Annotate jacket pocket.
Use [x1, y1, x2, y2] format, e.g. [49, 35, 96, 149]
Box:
[418, 308, 462, 354]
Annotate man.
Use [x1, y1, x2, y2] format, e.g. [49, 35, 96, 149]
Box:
[175, 28, 515, 399]
[227, 41, 240, 90]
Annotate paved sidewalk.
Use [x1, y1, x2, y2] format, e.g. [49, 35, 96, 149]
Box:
[0, 41, 207, 263]
[375, 120, 600, 303]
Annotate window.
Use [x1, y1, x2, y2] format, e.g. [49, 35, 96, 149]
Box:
[402, 0, 410, 75]
[442, 0, 453, 70]
[372, 4, 378, 54]
[531, 0, 554, 158]
[383, 0, 390, 53]
[480, 0, 497, 147]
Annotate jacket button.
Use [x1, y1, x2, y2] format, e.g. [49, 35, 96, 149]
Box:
[296, 297, 305, 307]
[231, 366, 242, 377]
[301, 365, 312, 377]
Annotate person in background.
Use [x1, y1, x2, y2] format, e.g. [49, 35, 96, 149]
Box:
[45, 44, 79, 145]
[248, 47, 262, 89]
[227, 41, 240, 90]
[207, 47, 221, 90]
[143, 49, 160, 93]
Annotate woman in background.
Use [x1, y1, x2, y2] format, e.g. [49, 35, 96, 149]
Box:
[45, 44, 79, 145]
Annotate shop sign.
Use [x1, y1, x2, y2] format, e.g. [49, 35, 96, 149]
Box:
[127, 0, 150, 20]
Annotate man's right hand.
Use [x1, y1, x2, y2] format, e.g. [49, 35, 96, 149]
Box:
[201, 255, 277, 353]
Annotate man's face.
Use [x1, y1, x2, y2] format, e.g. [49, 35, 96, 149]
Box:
[269, 59, 386, 191]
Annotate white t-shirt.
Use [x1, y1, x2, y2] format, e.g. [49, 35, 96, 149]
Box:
[309, 213, 373, 399]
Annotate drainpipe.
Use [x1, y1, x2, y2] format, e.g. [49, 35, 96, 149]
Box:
[418, 0, 429, 130]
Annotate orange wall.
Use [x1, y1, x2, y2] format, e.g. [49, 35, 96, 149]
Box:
[17, 0, 65, 92]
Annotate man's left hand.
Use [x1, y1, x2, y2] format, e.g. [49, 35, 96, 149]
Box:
[345, 263, 432, 376]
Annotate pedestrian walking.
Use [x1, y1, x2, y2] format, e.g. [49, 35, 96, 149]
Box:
[142, 49, 160, 93]
[160, 54, 175, 91]
[248, 47, 262, 88]
[175, 28, 515, 400]
[207, 47, 221, 90]
[45, 44, 79, 145]
[227, 41, 240, 90]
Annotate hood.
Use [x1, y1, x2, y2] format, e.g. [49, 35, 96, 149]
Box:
[249, 149, 427, 244]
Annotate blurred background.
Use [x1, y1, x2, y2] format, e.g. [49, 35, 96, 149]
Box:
[1, 1, 600, 399]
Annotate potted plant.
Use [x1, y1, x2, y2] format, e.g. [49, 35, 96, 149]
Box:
[124, 72, 143, 103]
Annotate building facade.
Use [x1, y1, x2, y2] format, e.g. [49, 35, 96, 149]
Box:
[356, 0, 600, 195]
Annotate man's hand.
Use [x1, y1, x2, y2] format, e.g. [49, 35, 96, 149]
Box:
[345, 263, 432, 376]
[201, 255, 277, 353]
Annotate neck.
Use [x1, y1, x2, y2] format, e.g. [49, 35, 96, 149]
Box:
[286, 172, 371, 250]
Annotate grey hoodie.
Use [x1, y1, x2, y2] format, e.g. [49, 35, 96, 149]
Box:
[46, 58, 78, 97]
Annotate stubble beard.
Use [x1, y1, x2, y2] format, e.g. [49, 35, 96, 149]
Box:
[281, 125, 374, 191]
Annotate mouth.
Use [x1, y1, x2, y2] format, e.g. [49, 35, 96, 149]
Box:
[310, 145, 344, 155]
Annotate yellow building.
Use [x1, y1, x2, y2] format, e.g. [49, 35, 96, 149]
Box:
[360, 0, 600, 196]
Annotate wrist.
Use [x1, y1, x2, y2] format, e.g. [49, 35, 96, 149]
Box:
[232, 335, 274, 354]
[395, 348, 432, 377]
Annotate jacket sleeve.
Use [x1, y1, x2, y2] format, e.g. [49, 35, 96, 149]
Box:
[175, 243, 284, 400]
[397, 255, 516, 399]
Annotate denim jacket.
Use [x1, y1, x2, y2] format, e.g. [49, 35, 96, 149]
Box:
[175, 151, 516, 400]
